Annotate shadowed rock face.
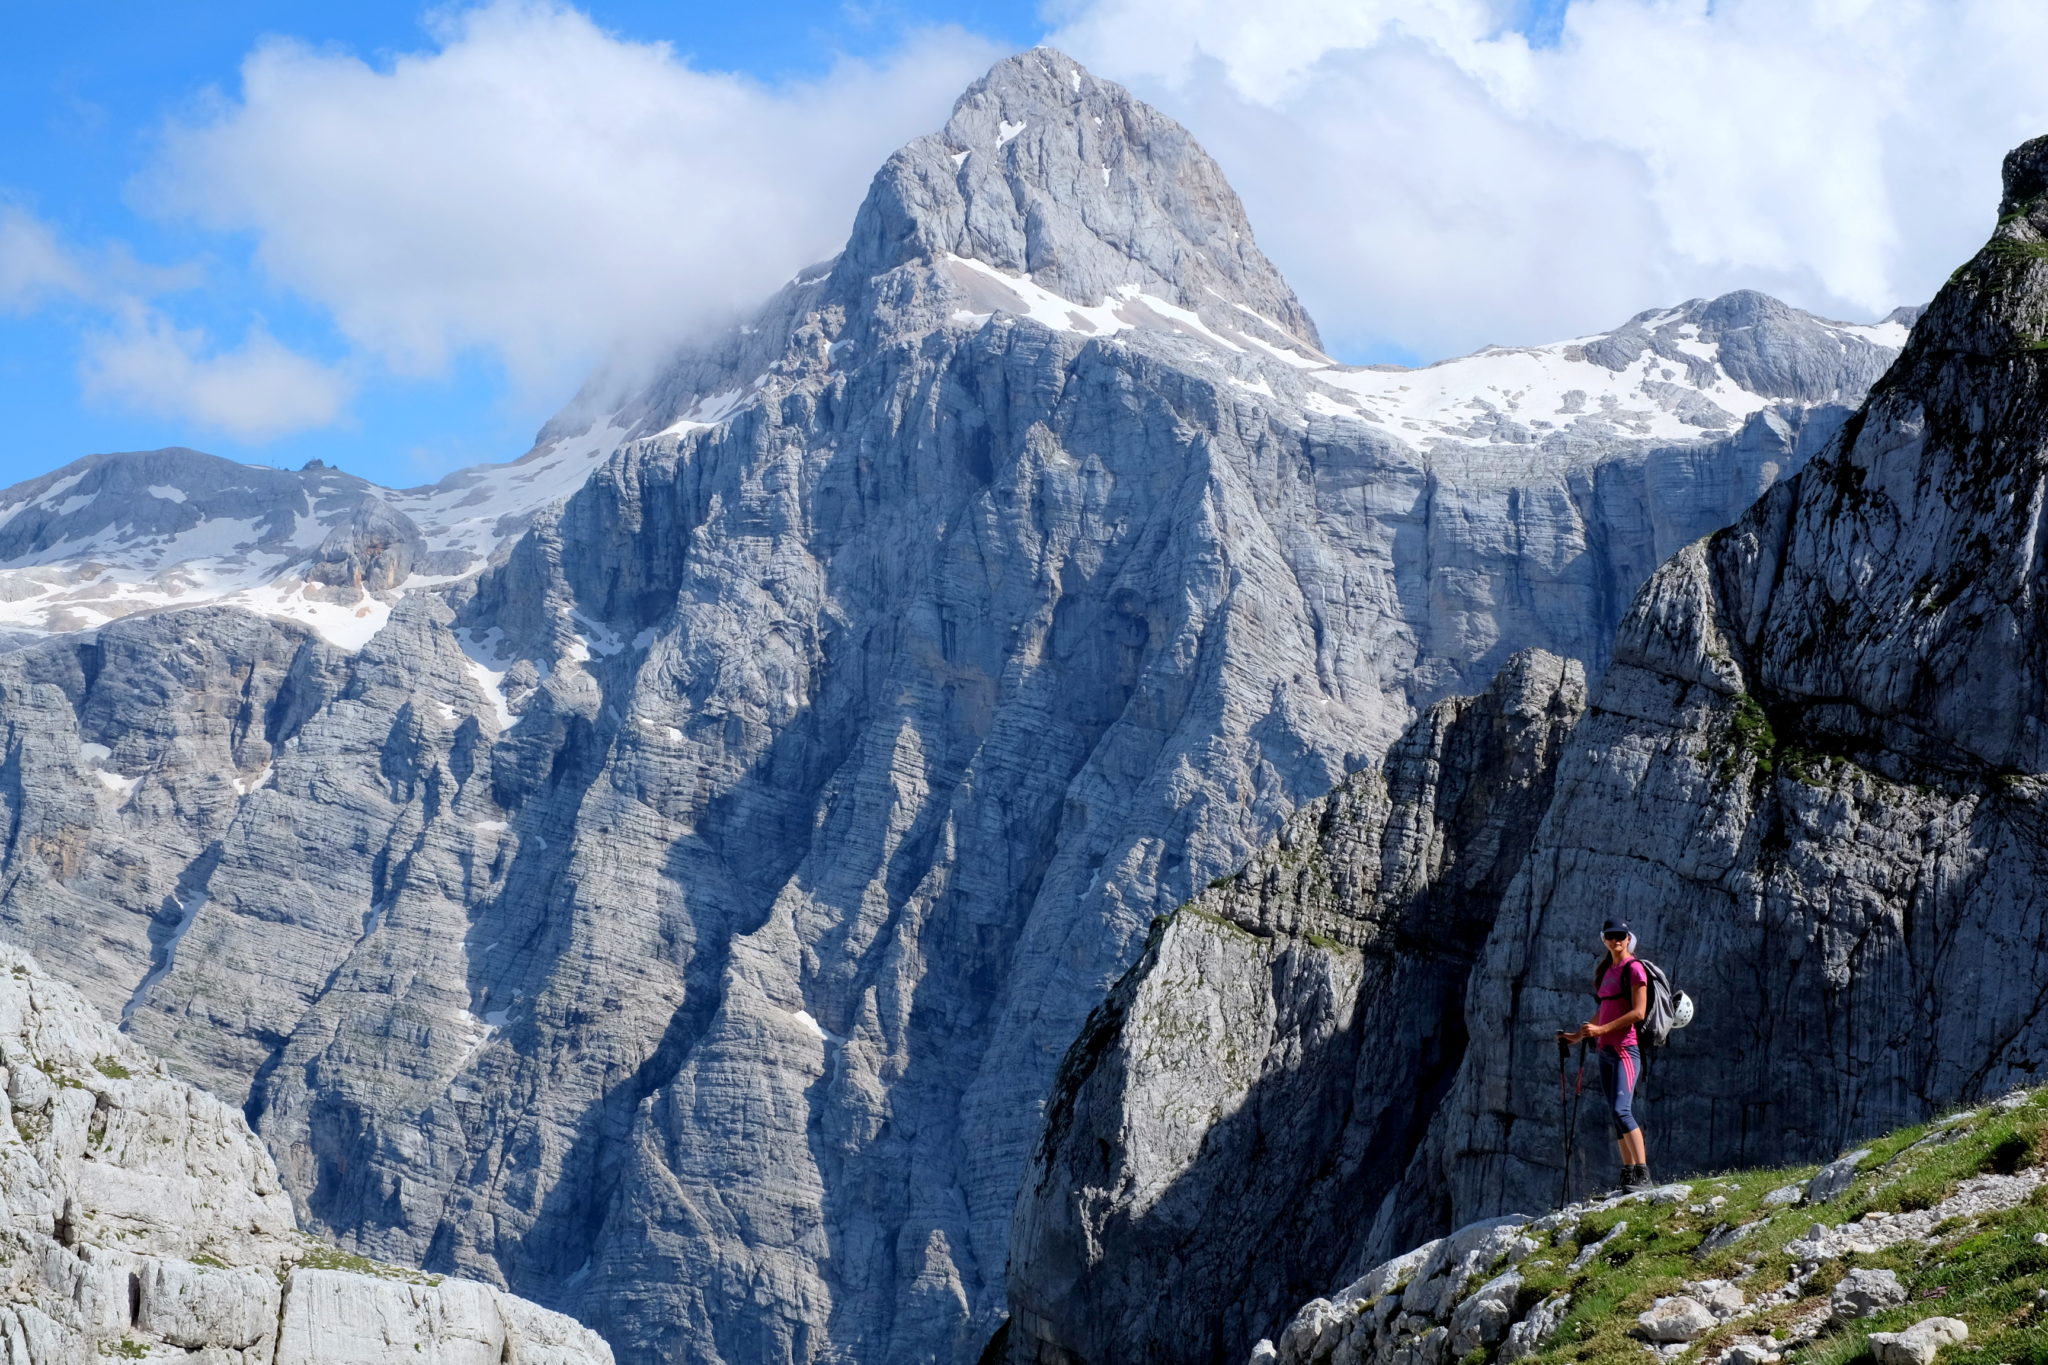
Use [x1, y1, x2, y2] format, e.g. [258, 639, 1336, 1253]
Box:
[1005, 135, 2048, 1365]
[0, 51, 1906, 1365]
[1395, 129, 2048, 1252]
[1006, 652, 1584, 1365]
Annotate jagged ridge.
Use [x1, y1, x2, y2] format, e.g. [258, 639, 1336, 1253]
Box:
[1005, 131, 2048, 1365]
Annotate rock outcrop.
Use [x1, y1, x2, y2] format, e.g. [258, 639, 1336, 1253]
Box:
[1392, 129, 2048, 1259]
[0, 50, 1909, 1365]
[1259, 1085, 2048, 1365]
[1006, 133, 2048, 1363]
[0, 942, 611, 1363]
[1006, 651, 1584, 1364]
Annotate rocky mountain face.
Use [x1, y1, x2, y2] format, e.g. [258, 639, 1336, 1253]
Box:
[0, 50, 1909, 1365]
[1005, 134, 2048, 1363]
[0, 942, 611, 1363]
[1006, 651, 1584, 1365]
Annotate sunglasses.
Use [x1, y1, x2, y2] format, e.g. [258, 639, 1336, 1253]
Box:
[1602, 932, 1628, 941]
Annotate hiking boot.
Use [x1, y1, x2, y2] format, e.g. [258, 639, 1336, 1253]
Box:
[1622, 1164, 1654, 1191]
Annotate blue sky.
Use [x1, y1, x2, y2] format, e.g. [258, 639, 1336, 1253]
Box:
[3, 0, 2038, 491]
[0, 2, 1045, 487]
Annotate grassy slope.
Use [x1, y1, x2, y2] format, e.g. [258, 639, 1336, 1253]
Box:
[1497, 1086, 2048, 1365]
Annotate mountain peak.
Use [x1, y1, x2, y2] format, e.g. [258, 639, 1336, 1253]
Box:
[845, 47, 1322, 351]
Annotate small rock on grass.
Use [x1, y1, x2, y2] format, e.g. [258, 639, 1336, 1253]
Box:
[1702, 1283, 1746, 1317]
[1830, 1268, 1907, 1325]
[1805, 1149, 1872, 1204]
[1721, 1342, 1779, 1365]
[1637, 1296, 1716, 1343]
[1867, 1317, 1968, 1365]
[1763, 1184, 1803, 1206]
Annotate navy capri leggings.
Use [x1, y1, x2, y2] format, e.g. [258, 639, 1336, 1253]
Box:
[1598, 1043, 1641, 1137]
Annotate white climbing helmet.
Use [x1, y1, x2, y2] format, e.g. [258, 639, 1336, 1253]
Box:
[1671, 990, 1696, 1030]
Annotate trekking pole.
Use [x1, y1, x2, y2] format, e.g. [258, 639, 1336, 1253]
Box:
[1555, 1036, 1575, 1207]
[1557, 1036, 1590, 1206]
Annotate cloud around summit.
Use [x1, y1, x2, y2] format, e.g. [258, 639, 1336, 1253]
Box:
[140, 3, 1004, 411]
[1048, 0, 2048, 360]
[21, 0, 2048, 443]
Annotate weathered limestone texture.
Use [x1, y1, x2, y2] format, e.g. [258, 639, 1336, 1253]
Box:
[1005, 653, 1583, 1363]
[0, 50, 1903, 1365]
[1391, 132, 2048, 1262]
[0, 943, 610, 1363]
[1009, 133, 2048, 1364]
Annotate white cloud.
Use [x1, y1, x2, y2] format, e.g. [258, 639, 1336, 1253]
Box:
[1049, 0, 2048, 360]
[143, 1, 1005, 392]
[1, 205, 346, 441]
[82, 307, 351, 441]
[0, 207, 96, 312]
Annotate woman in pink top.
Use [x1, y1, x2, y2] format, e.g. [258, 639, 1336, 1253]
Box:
[1562, 919, 1652, 1191]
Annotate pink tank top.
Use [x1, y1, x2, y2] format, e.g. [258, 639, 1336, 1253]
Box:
[1596, 958, 1649, 1051]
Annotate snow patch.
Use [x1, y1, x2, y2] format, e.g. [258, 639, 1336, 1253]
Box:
[789, 1009, 843, 1044]
[455, 627, 519, 731]
[998, 119, 1026, 145]
[145, 485, 187, 504]
[656, 385, 754, 438]
[95, 769, 141, 799]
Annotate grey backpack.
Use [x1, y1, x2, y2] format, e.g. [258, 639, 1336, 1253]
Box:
[1593, 956, 1694, 1047]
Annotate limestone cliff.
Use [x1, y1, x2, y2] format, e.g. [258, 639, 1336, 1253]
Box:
[1006, 651, 1584, 1364]
[0, 50, 1906, 1365]
[1005, 134, 2048, 1364]
[0, 942, 611, 1363]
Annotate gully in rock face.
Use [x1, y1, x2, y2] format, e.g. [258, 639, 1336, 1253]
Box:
[1561, 921, 1653, 1192]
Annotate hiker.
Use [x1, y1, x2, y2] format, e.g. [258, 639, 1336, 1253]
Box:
[1560, 919, 1653, 1191]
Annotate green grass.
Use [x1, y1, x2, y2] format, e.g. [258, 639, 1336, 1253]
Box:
[1495, 1087, 2048, 1365]
[295, 1240, 444, 1285]
[92, 1057, 131, 1080]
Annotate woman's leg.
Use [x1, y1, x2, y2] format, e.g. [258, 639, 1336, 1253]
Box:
[1615, 1044, 1646, 1167]
[1603, 1043, 1643, 1165]
[1599, 1047, 1632, 1169]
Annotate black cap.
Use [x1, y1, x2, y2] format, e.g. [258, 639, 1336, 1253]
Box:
[1601, 919, 1630, 937]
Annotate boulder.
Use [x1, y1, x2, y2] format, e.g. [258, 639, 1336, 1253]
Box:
[1276, 1298, 1345, 1363]
[1399, 1219, 1527, 1320]
[135, 1257, 279, 1348]
[1867, 1317, 1968, 1365]
[1830, 1268, 1907, 1325]
[1498, 1295, 1570, 1363]
[1805, 1150, 1873, 1204]
[1700, 1283, 1746, 1317]
[1446, 1271, 1521, 1355]
[1637, 1296, 1717, 1343]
